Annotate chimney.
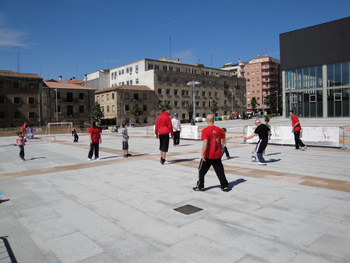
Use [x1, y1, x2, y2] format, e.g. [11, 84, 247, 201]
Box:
[72, 77, 75, 80]
[58, 76, 62, 80]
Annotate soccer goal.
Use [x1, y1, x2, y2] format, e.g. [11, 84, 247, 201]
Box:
[45, 122, 73, 143]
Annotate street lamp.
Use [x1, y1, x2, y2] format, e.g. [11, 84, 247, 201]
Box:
[187, 81, 200, 124]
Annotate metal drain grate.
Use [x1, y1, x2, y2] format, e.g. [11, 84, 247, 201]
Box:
[173, 204, 203, 215]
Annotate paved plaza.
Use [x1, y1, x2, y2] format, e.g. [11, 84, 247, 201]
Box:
[1, 117, 350, 263]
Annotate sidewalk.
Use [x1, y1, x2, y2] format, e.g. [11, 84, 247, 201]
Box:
[0, 133, 349, 263]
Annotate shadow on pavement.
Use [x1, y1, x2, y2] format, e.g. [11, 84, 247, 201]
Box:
[0, 199, 10, 204]
[171, 158, 199, 163]
[29, 157, 46, 161]
[0, 236, 18, 263]
[204, 178, 247, 192]
[266, 159, 281, 163]
[266, 152, 282, 156]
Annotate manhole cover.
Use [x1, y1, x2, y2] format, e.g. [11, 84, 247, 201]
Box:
[173, 204, 203, 215]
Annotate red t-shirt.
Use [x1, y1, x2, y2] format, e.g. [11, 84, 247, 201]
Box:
[155, 111, 173, 136]
[292, 115, 301, 131]
[89, 127, 102, 143]
[201, 125, 225, 159]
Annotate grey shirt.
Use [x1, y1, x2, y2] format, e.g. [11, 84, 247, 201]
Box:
[121, 127, 128, 142]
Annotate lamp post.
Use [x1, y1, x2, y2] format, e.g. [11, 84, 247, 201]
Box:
[276, 90, 279, 116]
[55, 88, 58, 122]
[187, 81, 200, 124]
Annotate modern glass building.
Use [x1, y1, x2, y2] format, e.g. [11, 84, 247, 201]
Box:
[280, 17, 350, 117]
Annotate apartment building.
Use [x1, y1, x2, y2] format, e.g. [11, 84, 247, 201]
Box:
[220, 60, 247, 77]
[245, 56, 281, 114]
[95, 86, 158, 125]
[0, 70, 43, 128]
[86, 57, 246, 123]
[42, 81, 95, 126]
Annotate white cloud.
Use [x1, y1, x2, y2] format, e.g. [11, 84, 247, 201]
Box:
[0, 27, 30, 48]
[172, 50, 197, 64]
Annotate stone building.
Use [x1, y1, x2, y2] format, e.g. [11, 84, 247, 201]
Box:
[42, 81, 95, 126]
[95, 85, 158, 125]
[0, 70, 42, 128]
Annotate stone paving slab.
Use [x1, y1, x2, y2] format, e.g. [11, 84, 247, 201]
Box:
[1, 124, 350, 263]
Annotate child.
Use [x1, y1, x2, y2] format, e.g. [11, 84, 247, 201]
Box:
[221, 128, 230, 158]
[72, 127, 79, 142]
[16, 131, 26, 161]
[121, 122, 131, 158]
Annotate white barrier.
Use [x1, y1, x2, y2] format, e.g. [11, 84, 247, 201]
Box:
[246, 126, 340, 147]
[152, 125, 200, 140]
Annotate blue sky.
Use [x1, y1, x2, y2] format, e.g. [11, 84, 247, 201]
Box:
[0, 0, 349, 80]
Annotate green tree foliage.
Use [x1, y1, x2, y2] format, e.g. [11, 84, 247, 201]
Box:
[251, 97, 257, 112]
[131, 99, 141, 122]
[158, 100, 171, 111]
[267, 95, 276, 113]
[210, 100, 219, 115]
[187, 102, 193, 120]
[89, 102, 104, 121]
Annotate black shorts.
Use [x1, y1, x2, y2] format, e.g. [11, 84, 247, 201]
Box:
[122, 141, 129, 150]
[159, 134, 170, 152]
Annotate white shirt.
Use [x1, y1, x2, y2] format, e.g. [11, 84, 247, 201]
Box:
[172, 118, 181, 132]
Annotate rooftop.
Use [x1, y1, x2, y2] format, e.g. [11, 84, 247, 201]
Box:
[0, 70, 41, 79]
[95, 85, 152, 94]
[43, 81, 95, 90]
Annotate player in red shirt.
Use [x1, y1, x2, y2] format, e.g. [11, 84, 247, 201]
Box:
[88, 120, 102, 160]
[289, 110, 306, 150]
[155, 106, 173, 165]
[193, 114, 229, 192]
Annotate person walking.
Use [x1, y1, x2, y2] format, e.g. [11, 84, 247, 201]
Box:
[16, 131, 26, 161]
[172, 113, 181, 146]
[193, 114, 229, 192]
[221, 128, 230, 158]
[155, 106, 173, 165]
[289, 110, 306, 150]
[72, 127, 79, 143]
[88, 120, 102, 161]
[244, 119, 270, 165]
[121, 122, 131, 158]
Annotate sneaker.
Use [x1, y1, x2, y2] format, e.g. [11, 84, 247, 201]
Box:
[251, 156, 256, 162]
[127, 153, 132, 157]
[160, 158, 165, 165]
[193, 186, 204, 191]
[21, 157, 26, 161]
[88, 158, 92, 161]
[258, 162, 267, 166]
[301, 146, 307, 151]
[95, 157, 100, 160]
[221, 187, 228, 192]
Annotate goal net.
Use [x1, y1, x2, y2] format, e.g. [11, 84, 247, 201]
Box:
[45, 122, 73, 143]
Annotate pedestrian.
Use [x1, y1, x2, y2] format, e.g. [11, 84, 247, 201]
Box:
[88, 120, 102, 161]
[20, 122, 28, 138]
[72, 127, 79, 143]
[289, 110, 306, 150]
[16, 131, 26, 161]
[193, 114, 229, 192]
[244, 119, 270, 165]
[221, 128, 230, 158]
[155, 106, 173, 165]
[121, 122, 131, 158]
[172, 113, 181, 146]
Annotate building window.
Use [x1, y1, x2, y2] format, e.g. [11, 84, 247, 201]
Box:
[182, 113, 186, 119]
[176, 67, 180, 72]
[127, 81, 129, 85]
[79, 93, 84, 99]
[55, 105, 61, 113]
[158, 89, 162, 95]
[202, 91, 206, 97]
[158, 76, 162, 82]
[107, 106, 110, 112]
[28, 97, 35, 104]
[155, 65, 159, 70]
[107, 94, 110, 100]
[0, 112, 5, 119]
[130, 67, 132, 73]
[67, 92, 73, 102]
[125, 105, 129, 111]
[14, 112, 20, 119]
[67, 106, 73, 116]
[112, 105, 115, 112]
[163, 66, 167, 71]
[215, 92, 218, 97]
[174, 101, 178, 106]
[148, 64, 153, 70]
[130, 80, 133, 85]
[0, 82, 4, 88]
[126, 68, 129, 73]
[13, 82, 19, 89]
[143, 105, 147, 111]
[28, 83, 34, 89]
[136, 78, 139, 84]
[134, 93, 139, 100]
[174, 78, 177, 83]
[143, 117, 147, 123]
[166, 89, 170, 95]
[13, 97, 20, 104]
[135, 65, 139, 73]
[79, 105, 84, 113]
[125, 93, 129, 99]
[0, 96, 4, 103]
[143, 94, 147, 100]
[202, 101, 206, 107]
[29, 112, 35, 119]
[166, 77, 170, 82]
[169, 66, 173, 71]
[112, 93, 115, 100]
[174, 89, 178, 95]
[209, 92, 212, 97]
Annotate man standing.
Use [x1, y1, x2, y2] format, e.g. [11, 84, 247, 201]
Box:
[171, 113, 181, 146]
[289, 110, 306, 150]
[155, 106, 173, 165]
[244, 119, 270, 165]
[193, 114, 229, 192]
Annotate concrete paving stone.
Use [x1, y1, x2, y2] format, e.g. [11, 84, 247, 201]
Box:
[18, 205, 60, 224]
[308, 234, 350, 259]
[169, 234, 245, 263]
[235, 254, 269, 263]
[46, 232, 105, 263]
[287, 251, 347, 263]
[75, 252, 117, 263]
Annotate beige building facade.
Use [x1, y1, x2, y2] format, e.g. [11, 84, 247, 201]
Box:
[0, 70, 43, 128]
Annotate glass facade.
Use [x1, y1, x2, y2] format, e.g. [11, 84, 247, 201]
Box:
[285, 61, 350, 117]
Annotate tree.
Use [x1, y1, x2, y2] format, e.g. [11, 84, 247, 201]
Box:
[131, 99, 141, 123]
[158, 100, 171, 112]
[187, 102, 193, 120]
[251, 97, 257, 113]
[267, 95, 276, 114]
[89, 102, 104, 121]
[210, 100, 219, 116]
